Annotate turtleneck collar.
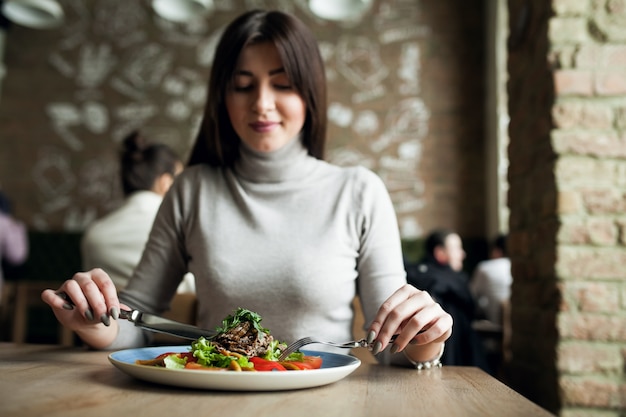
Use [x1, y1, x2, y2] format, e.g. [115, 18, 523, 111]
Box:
[234, 135, 316, 183]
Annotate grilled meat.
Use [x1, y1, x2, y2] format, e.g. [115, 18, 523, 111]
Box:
[213, 320, 273, 357]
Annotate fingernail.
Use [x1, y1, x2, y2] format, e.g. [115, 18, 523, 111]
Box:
[366, 330, 376, 344]
[390, 344, 399, 354]
[62, 303, 74, 310]
[409, 339, 418, 345]
[85, 309, 94, 321]
[56, 291, 72, 304]
[100, 314, 110, 327]
[110, 307, 119, 320]
[371, 341, 383, 355]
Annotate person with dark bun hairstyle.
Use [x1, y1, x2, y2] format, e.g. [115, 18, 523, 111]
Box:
[43, 10, 451, 369]
[80, 131, 193, 292]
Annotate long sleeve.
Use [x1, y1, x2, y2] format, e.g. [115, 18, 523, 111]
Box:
[115, 138, 408, 358]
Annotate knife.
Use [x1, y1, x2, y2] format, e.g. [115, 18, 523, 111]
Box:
[57, 291, 216, 340]
[119, 308, 217, 340]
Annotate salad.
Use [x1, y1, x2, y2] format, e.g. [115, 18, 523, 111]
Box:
[136, 308, 322, 371]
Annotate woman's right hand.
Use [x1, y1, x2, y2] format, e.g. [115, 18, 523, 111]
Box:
[41, 268, 123, 349]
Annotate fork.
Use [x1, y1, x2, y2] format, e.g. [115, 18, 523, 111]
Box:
[278, 334, 398, 360]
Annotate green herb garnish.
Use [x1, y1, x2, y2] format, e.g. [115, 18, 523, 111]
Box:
[215, 307, 270, 335]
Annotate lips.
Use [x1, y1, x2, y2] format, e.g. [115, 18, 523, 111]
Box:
[249, 121, 279, 133]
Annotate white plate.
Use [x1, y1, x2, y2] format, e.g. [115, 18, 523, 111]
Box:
[109, 345, 361, 391]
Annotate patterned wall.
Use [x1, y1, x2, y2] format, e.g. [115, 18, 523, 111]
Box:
[0, 0, 486, 239]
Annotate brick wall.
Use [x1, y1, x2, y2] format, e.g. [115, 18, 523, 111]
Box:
[507, 0, 626, 415]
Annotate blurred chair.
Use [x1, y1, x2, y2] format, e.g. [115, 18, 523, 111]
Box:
[4, 231, 82, 346]
[10, 281, 73, 345]
[502, 299, 512, 363]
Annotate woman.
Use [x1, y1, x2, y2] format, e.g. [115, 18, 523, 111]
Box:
[80, 131, 194, 293]
[42, 10, 451, 367]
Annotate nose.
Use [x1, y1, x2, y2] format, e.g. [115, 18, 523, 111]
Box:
[252, 84, 275, 114]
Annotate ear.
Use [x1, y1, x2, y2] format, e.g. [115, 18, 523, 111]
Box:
[153, 173, 174, 196]
[433, 246, 448, 264]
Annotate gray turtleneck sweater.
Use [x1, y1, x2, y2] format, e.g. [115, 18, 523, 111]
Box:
[115, 137, 407, 357]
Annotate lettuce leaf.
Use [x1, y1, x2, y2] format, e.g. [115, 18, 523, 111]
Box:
[163, 354, 187, 369]
[190, 336, 253, 369]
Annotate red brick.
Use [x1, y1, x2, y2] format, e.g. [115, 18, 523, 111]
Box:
[576, 44, 626, 68]
[557, 342, 622, 373]
[595, 71, 626, 95]
[552, 131, 626, 158]
[558, 312, 626, 341]
[557, 190, 582, 215]
[551, 101, 613, 129]
[562, 281, 621, 313]
[581, 189, 626, 215]
[557, 246, 626, 279]
[560, 375, 620, 407]
[554, 70, 594, 95]
[558, 220, 592, 244]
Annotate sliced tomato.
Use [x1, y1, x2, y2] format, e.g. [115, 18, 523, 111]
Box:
[249, 357, 287, 371]
[179, 352, 196, 361]
[156, 352, 179, 360]
[301, 355, 323, 369]
[280, 355, 323, 370]
[154, 352, 195, 361]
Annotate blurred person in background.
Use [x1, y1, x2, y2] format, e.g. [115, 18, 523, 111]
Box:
[406, 228, 489, 371]
[80, 131, 194, 294]
[470, 234, 511, 326]
[0, 188, 29, 299]
[470, 234, 511, 376]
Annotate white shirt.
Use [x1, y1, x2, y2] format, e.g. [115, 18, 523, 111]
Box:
[470, 257, 511, 325]
[81, 191, 195, 293]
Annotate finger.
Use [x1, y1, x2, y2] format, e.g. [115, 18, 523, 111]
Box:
[368, 285, 419, 351]
[90, 268, 120, 321]
[41, 287, 74, 311]
[59, 275, 95, 321]
[41, 280, 93, 329]
[393, 301, 452, 351]
[74, 268, 118, 326]
[379, 289, 436, 351]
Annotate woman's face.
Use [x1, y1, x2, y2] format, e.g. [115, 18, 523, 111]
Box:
[225, 41, 306, 153]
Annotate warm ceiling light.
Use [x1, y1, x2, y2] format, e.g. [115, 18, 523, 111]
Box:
[151, 0, 213, 23]
[308, 0, 373, 22]
[0, 0, 64, 29]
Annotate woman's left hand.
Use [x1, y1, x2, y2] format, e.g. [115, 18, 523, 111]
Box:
[367, 284, 452, 358]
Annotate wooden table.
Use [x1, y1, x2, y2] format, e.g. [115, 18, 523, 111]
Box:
[0, 343, 554, 417]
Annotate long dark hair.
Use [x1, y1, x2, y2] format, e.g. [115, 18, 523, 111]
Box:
[188, 9, 327, 167]
[120, 131, 181, 197]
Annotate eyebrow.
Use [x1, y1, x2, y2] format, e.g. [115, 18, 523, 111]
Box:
[236, 67, 286, 77]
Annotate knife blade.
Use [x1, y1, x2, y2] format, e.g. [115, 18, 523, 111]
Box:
[121, 308, 217, 340]
[56, 291, 216, 341]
